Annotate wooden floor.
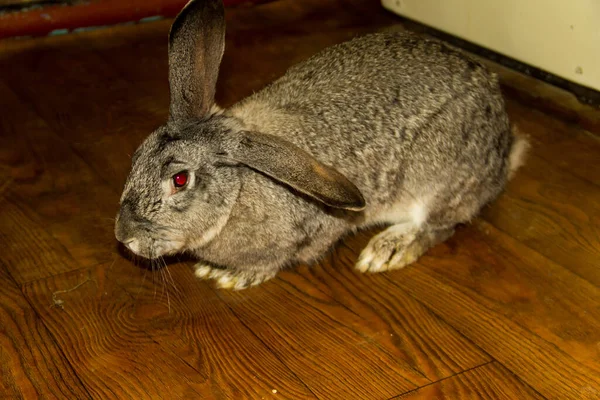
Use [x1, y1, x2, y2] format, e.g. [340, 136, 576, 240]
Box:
[1, 0, 599, 399]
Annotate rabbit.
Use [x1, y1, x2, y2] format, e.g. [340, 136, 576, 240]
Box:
[114, 0, 528, 290]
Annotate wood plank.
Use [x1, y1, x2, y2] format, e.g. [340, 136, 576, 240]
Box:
[504, 98, 600, 187]
[383, 222, 600, 399]
[23, 261, 317, 399]
[0, 265, 91, 399]
[0, 191, 82, 284]
[289, 249, 491, 381]
[482, 152, 600, 287]
[108, 259, 318, 399]
[21, 265, 218, 399]
[0, 36, 162, 189]
[395, 362, 543, 399]
[468, 221, 600, 369]
[77, 20, 171, 109]
[214, 270, 433, 400]
[0, 81, 117, 282]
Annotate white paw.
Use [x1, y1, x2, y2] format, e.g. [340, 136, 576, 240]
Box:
[193, 263, 276, 290]
[212, 270, 266, 291]
[194, 263, 236, 287]
[355, 225, 417, 273]
[355, 244, 392, 273]
[215, 272, 238, 290]
[194, 264, 213, 279]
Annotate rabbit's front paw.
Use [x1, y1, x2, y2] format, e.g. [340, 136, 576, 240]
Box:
[355, 224, 421, 273]
[194, 263, 276, 290]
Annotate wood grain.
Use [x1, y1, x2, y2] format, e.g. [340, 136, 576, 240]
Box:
[0, 266, 90, 399]
[0, 191, 82, 284]
[215, 270, 432, 400]
[387, 222, 600, 399]
[289, 249, 491, 381]
[107, 259, 318, 400]
[395, 362, 543, 399]
[0, 81, 117, 282]
[0, 36, 163, 190]
[22, 264, 221, 399]
[504, 98, 600, 187]
[482, 152, 600, 287]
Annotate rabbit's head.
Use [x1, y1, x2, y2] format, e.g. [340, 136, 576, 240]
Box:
[114, 0, 365, 259]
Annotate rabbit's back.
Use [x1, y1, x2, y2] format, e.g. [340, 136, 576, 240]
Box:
[229, 31, 512, 215]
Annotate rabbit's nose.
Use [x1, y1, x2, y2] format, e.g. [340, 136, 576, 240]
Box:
[114, 214, 129, 243]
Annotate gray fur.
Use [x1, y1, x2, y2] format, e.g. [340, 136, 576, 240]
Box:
[115, 0, 527, 290]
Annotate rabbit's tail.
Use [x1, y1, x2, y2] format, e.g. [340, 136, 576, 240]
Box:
[507, 126, 530, 180]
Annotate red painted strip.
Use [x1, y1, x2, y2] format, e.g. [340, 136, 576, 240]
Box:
[0, 0, 258, 39]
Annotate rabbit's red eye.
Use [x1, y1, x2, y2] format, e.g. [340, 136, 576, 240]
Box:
[173, 171, 188, 188]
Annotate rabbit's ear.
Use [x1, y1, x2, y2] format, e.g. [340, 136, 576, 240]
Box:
[168, 0, 225, 121]
[226, 131, 366, 211]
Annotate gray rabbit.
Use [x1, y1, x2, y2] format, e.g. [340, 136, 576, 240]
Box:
[115, 0, 528, 290]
